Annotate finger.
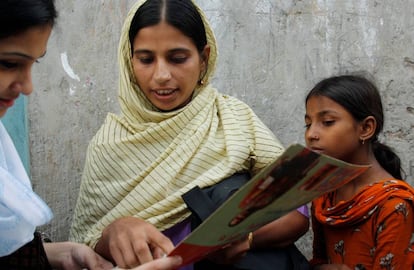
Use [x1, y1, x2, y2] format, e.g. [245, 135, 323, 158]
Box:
[92, 254, 114, 270]
[133, 256, 182, 270]
[111, 243, 138, 269]
[77, 253, 114, 270]
[147, 231, 175, 255]
[155, 245, 172, 259]
[133, 239, 154, 264]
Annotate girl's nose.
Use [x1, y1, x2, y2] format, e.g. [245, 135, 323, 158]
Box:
[305, 126, 320, 142]
[12, 68, 33, 95]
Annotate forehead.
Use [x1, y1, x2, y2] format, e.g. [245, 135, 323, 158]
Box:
[132, 22, 196, 51]
[305, 95, 350, 116]
[0, 25, 52, 59]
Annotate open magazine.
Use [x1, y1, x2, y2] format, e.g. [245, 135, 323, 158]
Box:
[168, 143, 369, 267]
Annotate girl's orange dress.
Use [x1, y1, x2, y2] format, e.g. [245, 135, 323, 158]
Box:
[310, 179, 414, 270]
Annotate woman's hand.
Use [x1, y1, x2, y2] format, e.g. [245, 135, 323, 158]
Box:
[127, 256, 182, 270]
[44, 242, 114, 270]
[206, 233, 251, 265]
[95, 217, 175, 268]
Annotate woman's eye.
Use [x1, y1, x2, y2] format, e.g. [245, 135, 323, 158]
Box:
[304, 123, 311, 129]
[170, 56, 187, 64]
[0, 60, 19, 69]
[139, 57, 153, 64]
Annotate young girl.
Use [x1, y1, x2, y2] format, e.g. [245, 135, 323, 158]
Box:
[305, 74, 414, 269]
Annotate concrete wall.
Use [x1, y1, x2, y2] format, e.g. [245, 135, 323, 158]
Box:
[30, 0, 414, 258]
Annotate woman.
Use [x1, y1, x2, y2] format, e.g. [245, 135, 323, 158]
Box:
[305, 74, 414, 269]
[0, 0, 181, 269]
[70, 0, 310, 269]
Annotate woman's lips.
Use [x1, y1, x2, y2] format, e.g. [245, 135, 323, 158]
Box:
[0, 98, 15, 108]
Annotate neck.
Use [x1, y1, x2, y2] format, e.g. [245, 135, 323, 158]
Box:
[335, 158, 392, 203]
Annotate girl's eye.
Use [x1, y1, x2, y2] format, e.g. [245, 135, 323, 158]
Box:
[304, 123, 311, 129]
[323, 120, 335, 126]
[0, 60, 19, 69]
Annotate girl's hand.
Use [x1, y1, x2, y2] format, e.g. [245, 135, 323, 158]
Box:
[206, 234, 251, 265]
[44, 241, 114, 270]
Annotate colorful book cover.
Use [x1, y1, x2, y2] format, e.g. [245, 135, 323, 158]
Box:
[169, 143, 369, 266]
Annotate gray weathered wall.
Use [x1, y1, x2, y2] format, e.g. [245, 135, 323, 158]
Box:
[30, 0, 414, 259]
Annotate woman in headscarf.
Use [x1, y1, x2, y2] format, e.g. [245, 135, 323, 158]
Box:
[69, 0, 310, 269]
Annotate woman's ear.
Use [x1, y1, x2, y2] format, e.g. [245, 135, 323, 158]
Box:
[200, 45, 210, 72]
[359, 116, 377, 142]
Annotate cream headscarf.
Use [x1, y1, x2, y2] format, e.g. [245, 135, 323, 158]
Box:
[69, 0, 283, 248]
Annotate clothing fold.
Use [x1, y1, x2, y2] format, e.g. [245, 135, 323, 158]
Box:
[0, 122, 52, 256]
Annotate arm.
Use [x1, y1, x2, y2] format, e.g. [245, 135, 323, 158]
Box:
[371, 198, 414, 270]
[251, 209, 309, 249]
[44, 241, 113, 270]
[206, 209, 309, 265]
[94, 216, 175, 269]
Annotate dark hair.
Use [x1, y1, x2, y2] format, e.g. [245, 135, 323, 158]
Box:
[129, 0, 207, 53]
[305, 74, 403, 179]
[0, 0, 57, 39]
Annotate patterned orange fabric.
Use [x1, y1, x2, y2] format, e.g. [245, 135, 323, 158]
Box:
[310, 179, 414, 270]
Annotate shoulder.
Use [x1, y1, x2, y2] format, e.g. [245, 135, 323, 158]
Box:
[218, 94, 254, 111]
[376, 195, 414, 223]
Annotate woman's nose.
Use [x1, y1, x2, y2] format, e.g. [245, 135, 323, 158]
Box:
[154, 60, 171, 83]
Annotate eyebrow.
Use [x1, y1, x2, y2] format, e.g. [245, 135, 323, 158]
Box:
[0, 51, 47, 60]
[305, 110, 338, 119]
[133, 48, 191, 55]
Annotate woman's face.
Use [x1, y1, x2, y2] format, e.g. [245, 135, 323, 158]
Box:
[0, 25, 52, 117]
[131, 21, 209, 111]
[304, 95, 363, 163]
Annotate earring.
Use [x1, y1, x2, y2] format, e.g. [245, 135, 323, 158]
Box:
[198, 79, 204, 85]
[361, 139, 365, 145]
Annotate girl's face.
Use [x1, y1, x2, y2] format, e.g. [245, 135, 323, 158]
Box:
[131, 21, 209, 112]
[0, 25, 52, 117]
[304, 95, 363, 163]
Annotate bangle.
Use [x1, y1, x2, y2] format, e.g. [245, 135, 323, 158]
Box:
[247, 232, 253, 248]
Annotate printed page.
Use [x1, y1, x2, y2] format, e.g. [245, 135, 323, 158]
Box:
[169, 144, 369, 266]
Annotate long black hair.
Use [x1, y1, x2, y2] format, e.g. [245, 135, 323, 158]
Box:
[0, 0, 57, 39]
[129, 0, 207, 54]
[306, 74, 404, 179]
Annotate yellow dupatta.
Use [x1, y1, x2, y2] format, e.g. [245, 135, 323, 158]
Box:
[69, 0, 284, 248]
